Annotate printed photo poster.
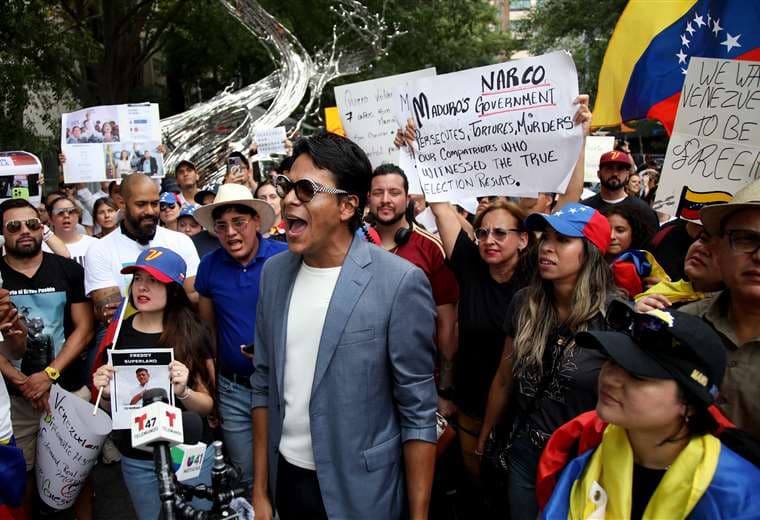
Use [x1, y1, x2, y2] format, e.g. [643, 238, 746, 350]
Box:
[0, 151, 42, 205]
[655, 57, 760, 219]
[109, 348, 174, 430]
[10, 292, 67, 378]
[406, 51, 583, 202]
[61, 103, 163, 183]
[335, 68, 436, 168]
[36, 385, 111, 510]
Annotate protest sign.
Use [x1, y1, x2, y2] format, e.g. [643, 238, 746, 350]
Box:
[254, 126, 288, 157]
[655, 57, 760, 219]
[109, 348, 174, 430]
[584, 136, 616, 183]
[61, 103, 163, 183]
[405, 51, 582, 202]
[335, 68, 436, 168]
[0, 151, 42, 204]
[36, 386, 111, 510]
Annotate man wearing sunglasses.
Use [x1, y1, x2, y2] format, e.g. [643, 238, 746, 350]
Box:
[681, 179, 760, 442]
[252, 132, 437, 520]
[0, 199, 94, 504]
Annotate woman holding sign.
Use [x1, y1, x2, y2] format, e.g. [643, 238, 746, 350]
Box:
[92, 247, 216, 519]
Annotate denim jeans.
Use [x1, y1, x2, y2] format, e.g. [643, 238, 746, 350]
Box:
[507, 433, 542, 520]
[217, 374, 254, 492]
[121, 443, 215, 519]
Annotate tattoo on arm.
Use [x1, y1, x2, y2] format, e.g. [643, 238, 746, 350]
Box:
[92, 287, 122, 319]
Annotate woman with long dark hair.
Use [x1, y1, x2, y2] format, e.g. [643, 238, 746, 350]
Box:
[92, 247, 216, 518]
[93, 197, 119, 238]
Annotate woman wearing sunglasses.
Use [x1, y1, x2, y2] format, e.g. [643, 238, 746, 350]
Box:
[477, 203, 620, 520]
[158, 192, 180, 231]
[45, 196, 97, 267]
[539, 303, 760, 519]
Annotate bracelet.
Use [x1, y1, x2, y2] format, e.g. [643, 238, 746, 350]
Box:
[176, 388, 192, 400]
[42, 227, 54, 242]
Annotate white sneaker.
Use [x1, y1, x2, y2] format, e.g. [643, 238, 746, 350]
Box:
[101, 436, 121, 464]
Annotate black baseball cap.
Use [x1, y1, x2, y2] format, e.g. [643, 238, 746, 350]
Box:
[194, 184, 219, 205]
[175, 159, 196, 173]
[576, 300, 726, 405]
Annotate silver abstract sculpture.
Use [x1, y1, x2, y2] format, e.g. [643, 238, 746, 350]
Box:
[161, 0, 401, 185]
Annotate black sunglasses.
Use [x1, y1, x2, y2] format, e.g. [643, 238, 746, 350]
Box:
[5, 218, 42, 234]
[274, 175, 348, 203]
[160, 203, 176, 211]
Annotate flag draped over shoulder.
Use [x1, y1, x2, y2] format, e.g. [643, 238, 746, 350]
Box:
[593, 0, 760, 133]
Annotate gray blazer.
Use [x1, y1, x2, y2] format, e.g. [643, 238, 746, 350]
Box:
[252, 237, 438, 519]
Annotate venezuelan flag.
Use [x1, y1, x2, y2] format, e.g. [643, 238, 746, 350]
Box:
[675, 186, 732, 220]
[594, 0, 760, 133]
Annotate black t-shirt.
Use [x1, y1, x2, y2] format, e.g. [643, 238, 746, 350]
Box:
[504, 288, 609, 438]
[631, 463, 666, 520]
[0, 253, 88, 392]
[581, 193, 660, 232]
[647, 219, 695, 281]
[112, 315, 213, 460]
[449, 229, 529, 417]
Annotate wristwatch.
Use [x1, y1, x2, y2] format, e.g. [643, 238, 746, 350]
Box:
[44, 366, 60, 381]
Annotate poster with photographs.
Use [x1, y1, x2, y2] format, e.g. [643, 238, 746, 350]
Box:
[108, 348, 174, 430]
[61, 103, 164, 183]
[0, 151, 42, 205]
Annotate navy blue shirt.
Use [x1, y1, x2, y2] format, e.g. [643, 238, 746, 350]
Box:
[195, 235, 288, 376]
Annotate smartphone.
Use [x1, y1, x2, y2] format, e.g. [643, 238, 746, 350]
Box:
[228, 156, 242, 172]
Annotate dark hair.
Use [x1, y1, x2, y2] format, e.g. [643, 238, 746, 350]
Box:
[44, 191, 66, 209]
[50, 196, 77, 212]
[254, 180, 276, 199]
[135, 368, 148, 375]
[601, 203, 657, 251]
[0, 198, 40, 225]
[228, 151, 250, 170]
[291, 130, 372, 232]
[274, 155, 294, 176]
[371, 164, 409, 194]
[108, 181, 120, 198]
[211, 204, 257, 221]
[94, 197, 119, 216]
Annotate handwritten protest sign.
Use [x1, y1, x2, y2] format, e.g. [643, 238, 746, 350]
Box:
[254, 126, 288, 157]
[655, 57, 760, 219]
[36, 386, 111, 510]
[584, 136, 616, 183]
[62, 103, 163, 183]
[335, 68, 436, 168]
[405, 51, 582, 202]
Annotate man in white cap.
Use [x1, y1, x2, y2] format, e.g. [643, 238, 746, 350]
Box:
[682, 179, 760, 442]
[194, 183, 287, 491]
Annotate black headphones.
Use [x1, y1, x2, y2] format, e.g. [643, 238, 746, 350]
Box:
[393, 201, 416, 247]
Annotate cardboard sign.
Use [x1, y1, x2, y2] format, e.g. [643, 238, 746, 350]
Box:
[36, 386, 112, 510]
[655, 57, 760, 219]
[584, 136, 616, 183]
[405, 51, 582, 202]
[335, 68, 436, 168]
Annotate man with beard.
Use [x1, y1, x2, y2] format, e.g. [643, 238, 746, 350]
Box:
[0, 199, 93, 514]
[84, 173, 200, 324]
[581, 151, 659, 231]
[368, 164, 459, 417]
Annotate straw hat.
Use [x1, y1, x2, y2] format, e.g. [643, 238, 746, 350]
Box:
[700, 179, 760, 236]
[194, 183, 275, 236]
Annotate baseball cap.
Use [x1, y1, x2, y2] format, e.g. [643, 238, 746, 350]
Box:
[526, 202, 611, 254]
[178, 203, 199, 220]
[700, 178, 760, 237]
[599, 150, 634, 168]
[121, 247, 187, 286]
[576, 300, 726, 405]
[159, 192, 177, 205]
[175, 159, 196, 173]
[194, 184, 219, 205]
[161, 176, 181, 194]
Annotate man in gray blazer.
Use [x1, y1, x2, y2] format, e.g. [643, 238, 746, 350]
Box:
[251, 132, 438, 519]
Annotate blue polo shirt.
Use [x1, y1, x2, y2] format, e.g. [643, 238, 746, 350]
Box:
[195, 235, 288, 376]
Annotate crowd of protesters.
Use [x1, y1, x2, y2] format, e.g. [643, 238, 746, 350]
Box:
[1, 100, 760, 520]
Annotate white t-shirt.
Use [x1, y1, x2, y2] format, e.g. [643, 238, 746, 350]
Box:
[84, 225, 200, 296]
[279, 262, 341, 470]
[43, 234, 98, 267]
[0, 375, 11, 442]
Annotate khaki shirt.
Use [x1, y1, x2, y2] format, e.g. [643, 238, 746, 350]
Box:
[682, 292, 760, 441]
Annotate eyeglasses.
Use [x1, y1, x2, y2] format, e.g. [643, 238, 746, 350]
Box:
[5, 218, 42, 234]
[274, 175, 347, 203]
[213, 217, 251, 234]
[474, 227, 521, 241]
[726, 229, 760, 255]
[160, 203, 176, 211]
[52, 207, 78, 217]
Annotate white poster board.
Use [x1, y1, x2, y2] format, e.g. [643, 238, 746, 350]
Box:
[61, 103, 163, 183]
[0, 151, 42, 204]
[254, 126, 287, 157]
[36, 386, 112, 510]
[335, 68, 436, 168]
[655, 57, 760, 219]
[584, 136, 616, 183]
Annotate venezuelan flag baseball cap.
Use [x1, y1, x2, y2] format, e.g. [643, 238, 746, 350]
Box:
[121, 247, 187, 286]
[525, 202, 611, 254]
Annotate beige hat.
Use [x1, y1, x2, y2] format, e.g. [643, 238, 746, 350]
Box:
[700, 179, 760, 236]
[194, 183, 275, 237]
